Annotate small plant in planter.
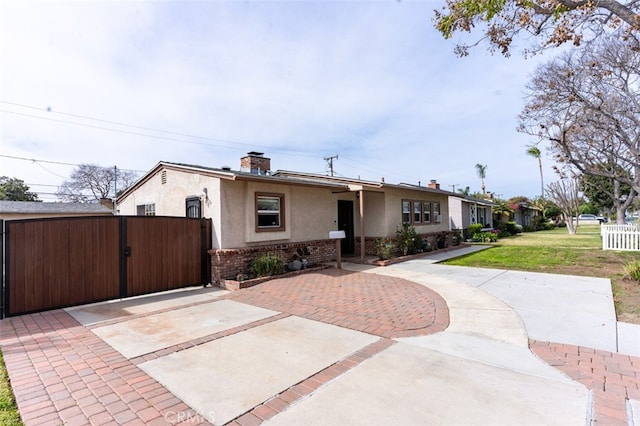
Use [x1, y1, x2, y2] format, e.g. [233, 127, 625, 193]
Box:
[375, 238, 395, 260]
[250, 253, 285, 277]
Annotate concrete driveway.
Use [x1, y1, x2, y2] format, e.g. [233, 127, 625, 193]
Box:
[1, 248, 639, 425]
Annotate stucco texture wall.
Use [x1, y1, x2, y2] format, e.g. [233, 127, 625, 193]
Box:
[219, 180, 340, 247]
[117, 169, 223, 246]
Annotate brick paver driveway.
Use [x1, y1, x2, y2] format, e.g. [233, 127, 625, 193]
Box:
[1, 267, 638, 425]
[0, 269, 449, 425]
[224, 269, 450, 338]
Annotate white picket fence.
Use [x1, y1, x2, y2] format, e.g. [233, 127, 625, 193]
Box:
[601, 224, 640, 251]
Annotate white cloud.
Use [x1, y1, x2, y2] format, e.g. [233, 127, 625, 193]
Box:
[1, 0, 556, 200]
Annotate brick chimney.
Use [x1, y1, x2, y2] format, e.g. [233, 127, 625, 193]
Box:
[240, 151, 271, 175]
[427, 179, 440, 190]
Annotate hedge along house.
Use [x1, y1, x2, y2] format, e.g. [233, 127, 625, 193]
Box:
[117, 152, 454, 286]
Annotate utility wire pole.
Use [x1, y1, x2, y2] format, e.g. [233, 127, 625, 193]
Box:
[113, 165, 118, 214]
[324, 154, 338, 177]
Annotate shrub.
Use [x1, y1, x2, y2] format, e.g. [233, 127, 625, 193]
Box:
[395, 224, 422, 256]
[468, 224, 483, 238]
[623, 259, 640, 282]
[502, 221, 520, 234]
[531, 215, 548, 231]
[250, 253, 285, 277]
[375, 238, 395, 260]
[497, 230, 511, 238]
[472, 231, 498, 243]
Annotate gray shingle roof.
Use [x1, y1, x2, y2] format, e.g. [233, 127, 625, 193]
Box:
[0, 201, 113, 214]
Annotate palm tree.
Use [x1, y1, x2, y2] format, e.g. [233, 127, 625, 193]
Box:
[457, 186, 471, 196]
[527, 146, 544, 199]
[475, 164, 487, 195]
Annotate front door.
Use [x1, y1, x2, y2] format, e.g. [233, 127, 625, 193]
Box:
[337, 200, 355, 255]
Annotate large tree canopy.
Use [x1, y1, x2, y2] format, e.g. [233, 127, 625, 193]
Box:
[581, 164, 636, 222]
[0, 176, 39, 201]
[434, 0, 640, 56]
[518, 31, 640, 203]
[57, 164, 138, 203]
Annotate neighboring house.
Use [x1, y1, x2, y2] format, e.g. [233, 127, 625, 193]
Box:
[495, 200, 542, 228]
[117, 152, 454, 285]
[449, 195, 495, 235]
[511, 203, 542, 228]
[0, 200, 113, 220]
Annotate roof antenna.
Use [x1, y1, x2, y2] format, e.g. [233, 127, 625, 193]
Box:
[324, 154, 338, 177]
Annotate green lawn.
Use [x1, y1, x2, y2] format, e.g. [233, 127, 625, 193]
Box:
[0, 352, 22, 426]
[443, 225, 640, 324]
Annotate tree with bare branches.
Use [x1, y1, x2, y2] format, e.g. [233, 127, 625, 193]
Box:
[57, 164, 138, 203]
[518, 31, 640, 223]
[434, 0, 640, 57]
[546, 178, 581, 234]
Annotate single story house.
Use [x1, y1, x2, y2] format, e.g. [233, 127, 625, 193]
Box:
[511, 203, 542, 228]
[117, 152, 455, 285]
[0, 200, 113, 220]
[448, 195, 495, 236]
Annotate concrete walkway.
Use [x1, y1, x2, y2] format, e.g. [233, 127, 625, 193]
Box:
[0, 246, 639, 425]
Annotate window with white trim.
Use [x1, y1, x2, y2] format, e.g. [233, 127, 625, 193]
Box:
[433, 202, 441, 223]
[256, 193, 285, 231]
[413, 201, 422, 223]
[136, 203, 156, 216]
[403, 199, 441, 225]
[402, 200, 411, 224]
[423, 202, 431, 223]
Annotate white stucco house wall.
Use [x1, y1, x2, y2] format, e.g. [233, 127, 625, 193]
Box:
[449, 195, 495, 233]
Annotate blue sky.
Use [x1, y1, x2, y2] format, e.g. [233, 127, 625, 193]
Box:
[1, 1, 555, 201]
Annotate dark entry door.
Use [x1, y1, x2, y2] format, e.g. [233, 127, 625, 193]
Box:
[337, 200, 355, 255]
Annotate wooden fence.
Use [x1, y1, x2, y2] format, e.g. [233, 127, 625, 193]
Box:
[601, 224, 640, 251]
[3, 216, 211, 317]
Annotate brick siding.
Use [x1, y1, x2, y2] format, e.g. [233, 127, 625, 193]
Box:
[354, 231, 456, 257]
[209, 239, 336, 286]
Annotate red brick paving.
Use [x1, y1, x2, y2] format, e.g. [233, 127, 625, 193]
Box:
[224, 268, 450, 338]
[0, 310, 200, 425]
[8, 269, 638, 426]
[530, 339, 640, 425]
[0, 269, 448, 425]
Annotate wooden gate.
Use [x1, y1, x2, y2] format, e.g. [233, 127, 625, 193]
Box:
[3, 216, 211, 317]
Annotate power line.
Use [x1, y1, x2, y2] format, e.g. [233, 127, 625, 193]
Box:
[0, 101, 328, 159]
[1, 100, 238, 142]
[0, 154, 145, 173]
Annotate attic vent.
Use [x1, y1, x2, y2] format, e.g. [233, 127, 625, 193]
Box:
[221, 165, 232, 171]
[161, 170, 167, 185]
